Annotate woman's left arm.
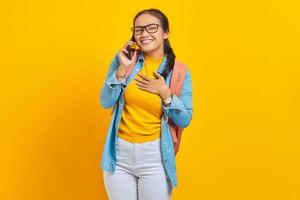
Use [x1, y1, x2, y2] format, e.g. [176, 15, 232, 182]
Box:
[162, 69, 193, 128]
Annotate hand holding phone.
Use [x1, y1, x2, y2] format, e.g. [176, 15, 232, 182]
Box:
[126, 43, 135, 60]
[118, 34, 138, 63]
[117, 35, 139, 76]
[124, 34, 137, 60]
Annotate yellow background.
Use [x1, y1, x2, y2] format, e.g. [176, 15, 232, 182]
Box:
[1, 0, 299, 199]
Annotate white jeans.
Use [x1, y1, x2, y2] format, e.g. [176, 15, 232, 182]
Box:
[103, 135, 173, 200]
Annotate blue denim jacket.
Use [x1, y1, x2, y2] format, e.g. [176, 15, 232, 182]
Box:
[99, 51, 193, 189]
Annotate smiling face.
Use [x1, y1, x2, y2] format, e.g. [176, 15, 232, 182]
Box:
[133, 13, 169, 58]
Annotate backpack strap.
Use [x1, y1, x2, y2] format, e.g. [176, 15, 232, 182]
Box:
[168, 59, 187, 155]
[170, 60, 187, 98]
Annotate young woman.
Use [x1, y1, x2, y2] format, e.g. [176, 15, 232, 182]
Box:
[100, 8, 193, 200]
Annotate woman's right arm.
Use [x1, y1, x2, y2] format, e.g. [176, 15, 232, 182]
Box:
[100, 40, 138, 109]
[100, 53, 127, 109]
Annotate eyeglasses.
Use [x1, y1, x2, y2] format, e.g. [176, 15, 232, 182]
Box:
[131, 23, 161, 35]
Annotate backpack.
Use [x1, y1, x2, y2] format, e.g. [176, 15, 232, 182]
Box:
[110, 52, 187, 156]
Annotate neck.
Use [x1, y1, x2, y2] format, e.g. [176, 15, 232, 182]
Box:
[144, 46, 164, 59]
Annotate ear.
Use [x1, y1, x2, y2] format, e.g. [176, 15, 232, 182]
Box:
[163, 31, 169, 40]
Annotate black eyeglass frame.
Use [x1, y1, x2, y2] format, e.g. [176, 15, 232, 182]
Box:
[131, 23, 161, 35]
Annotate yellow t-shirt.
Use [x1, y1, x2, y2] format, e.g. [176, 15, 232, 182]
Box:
[117, 55, 164, 143]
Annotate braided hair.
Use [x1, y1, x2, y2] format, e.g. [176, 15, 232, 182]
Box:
[133, 8, 176, 80]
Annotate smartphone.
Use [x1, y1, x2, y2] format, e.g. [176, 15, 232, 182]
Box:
[125, 34, 136, 60]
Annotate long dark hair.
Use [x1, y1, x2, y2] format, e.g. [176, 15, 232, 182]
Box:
[133, 8, 176, 80]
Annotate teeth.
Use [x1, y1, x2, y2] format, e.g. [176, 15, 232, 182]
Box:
[141, 39, 153, 44]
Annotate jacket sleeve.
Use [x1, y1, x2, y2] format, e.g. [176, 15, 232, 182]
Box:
[100, 53, 128, 109]
[162, 68, 193, 128]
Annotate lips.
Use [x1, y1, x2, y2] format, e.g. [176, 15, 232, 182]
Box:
[140, 39, 153, 44]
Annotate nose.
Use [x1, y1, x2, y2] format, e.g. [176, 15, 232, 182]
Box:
[140, 28, 151, 37]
